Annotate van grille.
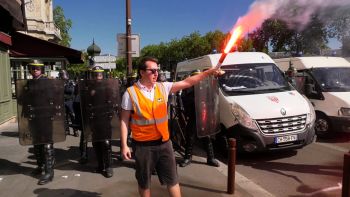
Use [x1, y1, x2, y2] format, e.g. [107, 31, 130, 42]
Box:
[256, 114, 307, 134]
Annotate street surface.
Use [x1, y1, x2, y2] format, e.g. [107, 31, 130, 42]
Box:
[0, 121, 253, 197]
[216, 130, 349, 197]
[1, 119, 349, 197]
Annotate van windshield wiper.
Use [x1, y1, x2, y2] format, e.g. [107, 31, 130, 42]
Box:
[259, 87, 289, 91]
[225, 90, 259, 93]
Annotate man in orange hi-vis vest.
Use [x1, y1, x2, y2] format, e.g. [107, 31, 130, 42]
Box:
[120, 57, 222, 197]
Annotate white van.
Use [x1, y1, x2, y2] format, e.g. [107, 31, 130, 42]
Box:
[176, 52, 315, 152]
[275, 56, 350, 137]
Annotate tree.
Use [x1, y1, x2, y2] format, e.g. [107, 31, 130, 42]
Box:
[249, 17, 328, 55]
[53, 6, 72, 47]
[203, 30, 226, 53]
[326, 8, 350, 55]
[66, 51, 88, 79]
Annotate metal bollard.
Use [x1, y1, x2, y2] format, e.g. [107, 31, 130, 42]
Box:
[342, 152, 350, 197]
[227, 138, 236, 194]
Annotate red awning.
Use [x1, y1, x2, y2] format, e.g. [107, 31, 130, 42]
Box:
[10, 31, 83, 64]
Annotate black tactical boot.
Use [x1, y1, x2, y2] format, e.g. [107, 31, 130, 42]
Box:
[93, 142, 104, 174]
[180, 156, 192, 167]
[38, 144, 55, 185]
[102, 140, 113, 178]
[206, 138, 219, 167]
[180, 144, 193, 167]
[32, 145, 44, 175]
[79, 133, 88, 164]
[79, 141, 88, 164]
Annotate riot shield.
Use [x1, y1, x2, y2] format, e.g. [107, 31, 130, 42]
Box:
[79, 79, 120, 142]
[16, 79, 66, 145]
[194, 76, 220, 138]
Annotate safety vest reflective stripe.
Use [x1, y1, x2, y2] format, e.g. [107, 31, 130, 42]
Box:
[127, 86, 143, 117]
[130, 116, 168, 125]
[157, 82, 168, 103]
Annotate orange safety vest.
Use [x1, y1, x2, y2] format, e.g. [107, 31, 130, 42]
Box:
[127, 82, 169, 141]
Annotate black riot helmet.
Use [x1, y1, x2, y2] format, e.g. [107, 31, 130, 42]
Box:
[28, 60, 45, 79]
[90, 66, 104, 80]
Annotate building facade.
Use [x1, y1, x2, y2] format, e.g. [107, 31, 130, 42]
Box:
[0, 0, 26, 124]
[22, 0, 61, 42]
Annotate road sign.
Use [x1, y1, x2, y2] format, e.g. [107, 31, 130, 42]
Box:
[92, 55, 117, 69]
[93, 62, 116, 70]
[117, 33, 140, 57]
[92, 55, 116, 63]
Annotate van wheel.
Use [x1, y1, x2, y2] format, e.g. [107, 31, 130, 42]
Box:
[315, 113, 332, 138]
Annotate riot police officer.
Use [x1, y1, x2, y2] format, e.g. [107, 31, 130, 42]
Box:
[180, 70, 219, 167]
[23, 62, 57, 185]
[59, 70, 78, 137]
[75, 81, 88, 164]
[79, 66, 115, 178]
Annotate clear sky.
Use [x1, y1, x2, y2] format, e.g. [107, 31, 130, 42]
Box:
[54, 0, 341, 55]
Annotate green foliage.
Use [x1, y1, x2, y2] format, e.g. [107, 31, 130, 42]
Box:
[138, 30, 227, 72]
[237, 37, 254, 52]
[249, 16, 329, 55]
[53, 6, 72, 47]
[65, 51, 88, 79]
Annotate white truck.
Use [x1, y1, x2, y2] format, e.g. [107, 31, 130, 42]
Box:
[176, 52, 315, 152]
[275, 56, 350, 137]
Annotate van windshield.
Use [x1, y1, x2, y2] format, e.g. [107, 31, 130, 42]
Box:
[219, 63, 292, 95]
[311, 67, 350, 92]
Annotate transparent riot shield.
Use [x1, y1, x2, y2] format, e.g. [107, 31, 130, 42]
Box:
[16, 79, 66, 146]
[194, 76, 220, 138]
[79, 79, 120, 142]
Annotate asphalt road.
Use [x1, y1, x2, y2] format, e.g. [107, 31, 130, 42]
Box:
[216, 131, 349, 197]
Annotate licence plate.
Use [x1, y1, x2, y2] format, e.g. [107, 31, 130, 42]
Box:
[275, 135, 297, 144]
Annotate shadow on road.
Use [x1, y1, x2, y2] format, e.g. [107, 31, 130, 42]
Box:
[33, 188, 101, 197]
[0, 158, 36, 178]
[180, 182, 227, 194]
[316, 131, 350, 143]
[0, 131, 19, 138]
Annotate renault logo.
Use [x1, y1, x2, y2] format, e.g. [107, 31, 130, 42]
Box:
[280, 108, 287, 116]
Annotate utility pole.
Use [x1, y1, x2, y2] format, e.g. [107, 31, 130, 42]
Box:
[126, 0, 132, 77]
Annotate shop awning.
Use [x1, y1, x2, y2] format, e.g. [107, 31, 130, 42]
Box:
[9, 31, 83, 63]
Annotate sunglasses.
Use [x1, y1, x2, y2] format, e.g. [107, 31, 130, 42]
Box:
[144, 68, 160, 74]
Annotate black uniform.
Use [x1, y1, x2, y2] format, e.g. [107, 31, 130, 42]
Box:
[30, 75, 56, 185]
[92, 81, 113, 178]
[73, 84, 88, 164]
[179, 86, 219, 167]
[64, 80, 78, 136]
[78, 69, 114, 178]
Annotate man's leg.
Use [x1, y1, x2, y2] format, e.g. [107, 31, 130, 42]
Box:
[138, 187, 151, 197]
[38, 143, 55, 185]
[167, 183, 181, 197]
[180, 121, 196, 167]
[79, 131, 88, 164]
[101, 140, 113, 178]
[204, 137, 219, 167]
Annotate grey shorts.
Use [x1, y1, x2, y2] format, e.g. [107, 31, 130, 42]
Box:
[132, 140, 178, 189]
